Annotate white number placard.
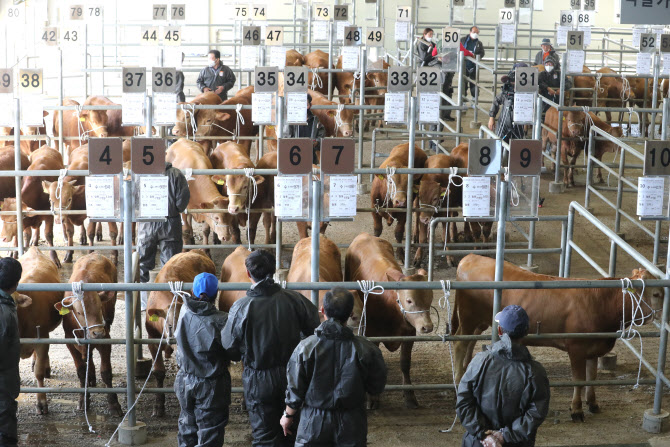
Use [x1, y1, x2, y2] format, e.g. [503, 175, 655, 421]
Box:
[85, 176, 117, 218]
[463, 176, 491, 217]
[499, 8, 515, 24]
[637, 177, 666, 217]
[138, 176, 169, 218]
[275, 176, 304, 217]
[418, 92, 440, 124]
[384, 92, 406, 123]
[328, 175, 357, 217]
[265, 26, 283, 46]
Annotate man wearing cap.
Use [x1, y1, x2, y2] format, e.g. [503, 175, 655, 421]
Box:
[533, 39, 561, 69]
[222, 250, 320, 446]
[538, 60, 572, 112]
[456, 305, 550, 447]
[283, 93, 326, 164]
[174, 272, 232, 447]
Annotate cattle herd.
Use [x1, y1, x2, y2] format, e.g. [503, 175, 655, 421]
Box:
[0, 48, 666, 427]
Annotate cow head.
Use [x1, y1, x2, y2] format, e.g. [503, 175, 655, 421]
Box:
[11, 292, 32, 308]
[346, 290, 364, 332]
[328, 107, 354, 137]
[0, 198, 20, 243]
[42, 180, 82, 224]
[55, 290, 115, 339]
[386, 268, 434, 334]
[213, 174, 264, 215]
[379, 167, 410, 208]
[0, 126, 12, 138]
[79, 109, 108, 138]
[195, 110, 232, 138]
[630, 268, 664, 324]
[173, 103, 197, 137]
[565, 111, 586, 138]
[418, 179, 447, 224]
[199, 196, 233, 241]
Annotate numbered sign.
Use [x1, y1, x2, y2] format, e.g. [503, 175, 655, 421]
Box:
[61, 26, 81, 45]
[131, 138, 166, 174]
[152, 4, 167, 20]
[569, 0, 581, 9]
[321, 138, 355, 174]
[468, 139, 502, 176]
[559, 10, 574, 27]
[89, 138, 123, 174]
[387, 66, 412, 93]
[453, 0, 465, 5]
[499, 8, 515, 24]
[661, 35, 670, 53]
[515, 67, 539, 93]
[284, 66, 308, 93]
[575, 10, 593, 26]
[140, 26, 159, 45]
[417, 67, 440, 92]
[18, 69, 42, 94]
[644, 141, 670, 176]
[344, 26, 362, 46]
[334, 5, 348, 20]
[278, 138, 313, 175]
[519, 0, 531, 7]
[567, 31, 584, 50]
[243, 26, 261, 45]
[41, 27, 58, 46]
[254, 67, 279, 93]
[163, 26, 181, 45]
[442, 27, 460, 49]
[251, 4, 266, 20]
[234, 5, 249, 18]
[583, 0, 595, 11]
[509, 140, 542, 176]
[6, 4, 22, 20]
[87, 5, 103, 18]
[396, 6, 411, 22]
[314, 4, 329, 20]
[69, 4, 84, 20]
[504, 0, 516, 6]
[152, 67, 177, 93]
[265, 26, 283, 46]
[366, 27, 384, 46]
[640, 33, 657, 53]
[0, 69, 12, 94]
[122, 67, 146, 93]
[171, 4, 185, 20]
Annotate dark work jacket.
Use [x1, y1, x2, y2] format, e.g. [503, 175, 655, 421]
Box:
[538, 71, 573, 98]
[137, 162, 190, 240]
[0, 290, 20, 399]
[196, 64, 236, 101]
[285, 110, 326, 142]
[416, 39, 439, 67]
[456, 334, 550, 447]
[460, 35, 485, 73]
[175, 70, 185, 103]
[489, 88, 525, 142]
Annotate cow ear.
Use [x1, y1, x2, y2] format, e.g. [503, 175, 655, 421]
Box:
[211, 175, 225, 186]
[13, 293, 32, 308]
[215, 112, 231, 122]
[98, 290, 116, 302]
[200, 201, 215, 210]
[632, 268, 640, 276]
[74, 185, 85, 194]
[54, 297, 73, 314]
[147, 308, 167, 322]
[67, 179, 78, 186]
[42, 180, 52, 194]
[79, 109, 89, 118]
[385, 268, 405, 282]
[213, 196, 229, 208]
[253, 175, 265, 186]
[42, 110, 49, 117]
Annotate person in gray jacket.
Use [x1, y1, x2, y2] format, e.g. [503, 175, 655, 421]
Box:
[174, 272, 231, 447]
[222, 250, 320, 447]
[197, 49, 236, 101]
[533, 39, 561, 70]
[281, 288, 387, 447]
[456, 305, 550, 447]
[138, 162, 190, 310]
[0, 257, 23, 447]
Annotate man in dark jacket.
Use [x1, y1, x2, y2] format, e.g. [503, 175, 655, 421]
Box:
[138, 162, 191, 310]
[0, 257, 24, 447]
[283, 94, 326, 164]
[196, 49, 236, 101]
[460, 26, 485, 99]
[533, 39, 560, 69]
[456, 305, 550, 447]
[417, 27, 455, 122]
[280, 288, 387, 446]
[488, 64, 528, 143]
[175, 272, 231, 447]
[222, 250, 320, 446]
[538, 60, 572, 112]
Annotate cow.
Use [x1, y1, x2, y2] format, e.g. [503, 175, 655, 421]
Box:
[0, 146, 30, 202]
[371, 143, 427, 259]
[53, 98, 109, 155]
[286, 49, 305, 67]
[303, 50, 330, 95]
[335, 55, 357, 104]
[16, 247, 63, 414]
[89, 96, 145, 141]
[193, 94, 257, 155]
[542, 107, 589, 187]
[165, 138, 233, 253]
[345, 232, 434, 409]
[364, 60, 390, 130]
[594, 68, 635, 121]
[218, 245, 252, 312]
[0, 198, 49, 256]
[173, 91, 223, 153]
[572, 66, 599, 108]
[452, 254, 662, 421]
[145, 250, 216, 417]
[209, 142, 275, 245]
[587, 112, 624, 183]
[1, 111, 49, 153]
[54, 253, 122, 415]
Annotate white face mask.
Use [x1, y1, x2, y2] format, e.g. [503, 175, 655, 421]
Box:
[208, 59, 216, 68]
[425, 35, 433, 42]
[470, 32, 478, 40]
[545, 65, 554, 73]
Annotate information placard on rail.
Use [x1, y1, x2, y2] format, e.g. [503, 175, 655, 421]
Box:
[418, 92, 440, 124]
[20, 96, 44, 127]
[89, 138, 123, 174]
[321, 138, 355, 174]
[395, 21, 410, 42]
[313, 21, 329, 41]
[644, 141, 670, 176]
[577, 25, 592, 46]
[500, 24, 515, 44]
[327, 175, 357, 218]
[278, 138, 313, 175]
[137, 175, 169, 219]
[274, 176, 308, 219]
[567, 50, 585, 73]
[637, 53, 652, 75]
[637, 177, 667, 218]
[462, 176, 492, 218]
[513, 92, 534, 124]
[241, 46, 259, 71]
[286, 92, 307, 124]
[265, 26, 283, 46]
[85, 176, 119, 219]
[384, 92, 406, 123]
[153, 92, 176, 125]
[122, 93, 145, 125]
[251, 92, 274, 124]
[341, 47, 360, 71]
[508, 140, 542, 176]
[269, 46, 287, 70]
[468, 139, 501, 176]
[387, 66, 412, 93]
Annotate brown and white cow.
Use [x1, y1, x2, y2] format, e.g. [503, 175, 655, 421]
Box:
[193, 94, 257, 155]
[371, 143, 427, 259]
[345, 232, 434, 409]
[542, 107, 589, 187]
[173, 91, 223, 153]
[54, 253, 121, 415]
[146, 250, 216, 416]
[304, 50, 330, 96]
[53, 98, 109, 155]
[0, 146, 29, 202]
[453, 254, 662, 421]
[17, 247, 63, 414]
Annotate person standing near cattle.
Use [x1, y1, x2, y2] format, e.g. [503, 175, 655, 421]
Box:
[197, 49, 236, 101]
[174, 272, 232, 447]
[283, 93, 326, 164]
[538, 60, 572, 113]
[416, 27, 456, 126]
[460, 26, 485, 101]
[280, 288, 387, 446]
[0, 257, 24, 447]
[533, 38, 561, 69]
[222, 250, 320, 446]
[456, 305, 550, 447]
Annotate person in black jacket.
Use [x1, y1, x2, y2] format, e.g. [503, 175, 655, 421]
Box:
[488, 64, 528, 143]
[460, 26, 485, 100]
[175, 272, 231, 447]
[281, 288, 387, 446]
[222, 250, 320, 447]
[538, 60, 572, 112]
[0, 257, 24, 447]
[456, 305, 550, 447]
[417, 27, 456, 123]
[196, 49, 236, 101]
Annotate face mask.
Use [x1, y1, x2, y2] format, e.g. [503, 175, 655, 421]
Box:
[470, 32, 478, 40]
[545, 65, 554, 73]
[208, 59, 216, 68]
[425, 36, 433, 42]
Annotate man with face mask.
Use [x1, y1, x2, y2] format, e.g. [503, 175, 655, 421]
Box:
[538, 60, 572, 112]
[460, 26, 485, 101]
[197, 49, 236, 101]
[417, 28, 456, 126]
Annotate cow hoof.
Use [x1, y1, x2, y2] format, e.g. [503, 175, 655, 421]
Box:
[412, 258, 423, 268]
[51, 255, 62, 269]
[152, 406, 165, 418]
[446, 257, 455, 268]
[36, 401, 48, 415]
[571, 411, 585, 422]
[588, 403, 600, 414]
[109, 402, 123, 417]
[44, 367, 51, 379]
[367, 396, 380, 410]
[404, 396, 419, 409]
[63, 254, 73, 263]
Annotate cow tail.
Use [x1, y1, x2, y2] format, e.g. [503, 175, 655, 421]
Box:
[450, 293, 459, 335]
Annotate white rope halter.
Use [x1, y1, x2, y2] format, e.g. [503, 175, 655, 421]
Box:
[235, 103, 245, 143]
[620, 278, 654, 389]
[51, 169, 68, 224]
[184, 168, 194, 181]
[504, 168, 520, 208]
[183, 103, 198, 140]
[334, 103, 345, 136]
[356, 280, 384, 336]
[381, 166, 398, 210]
[310, 67, 323, 90]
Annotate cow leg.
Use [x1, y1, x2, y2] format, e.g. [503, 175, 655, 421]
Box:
[585, 357, 600, 414]
[461, 218, 473, 243]
[372, 212, 383, 237]
[148, 342, 166, 417]
[230, 218, 241, 245]
[33, 343, 50, 415]
[296, 222, 309, 240]
[569, 353, 586, 422]
[98, 344, 122, 416]
[63, 220, 75, 263]
[413, 220, 427, 268]
[86, 220, 96, 255]
[108, 222, 119, 266]
[44, 217, 60, 268]
[202, 224, 212, 258]
[248, 211, 262, 246]
[400, 341, 418, 409]
[262, 212, 275, 245]
[394, 215, 406, 261]
[96, 221, 103, 241]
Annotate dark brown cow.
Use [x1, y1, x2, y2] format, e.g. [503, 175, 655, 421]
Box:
[595, 68, 635, 121]
[304, 50, 330, 95]
[194, 94, 257, 155]
[17, 247, 63, 414]
[54, 253, 121, 415]
[364, 60, 390, 129]
[572, 66, 598, 107]
[587, 112, 624, 183]
[345, 232, 434, 409]
[542, 107, 589, 187]
[371, 143, 427, 259]
[53, 98, 109, 155]
[453, 254, 662, 421]
[146, 250, 216, 416]
[173, 91, 223, 154]
[0, 146, 29, 202]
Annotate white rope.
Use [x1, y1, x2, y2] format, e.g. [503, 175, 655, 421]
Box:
[334, 103, 345, 136]
[594, 73, 603, 104]
[621, 74, 632, 103]
[234, 103, 245, 143]
[244, 168, 258, 250]
[74, 105, 85, 145]
[184, 168, 194, 181]
[356, 280, 384, 336]
[438, 279, 459, 433]
[620, 278, 654, 389]
[182, 104, 198, 141]
[626, 107, 641, 137]
[504, 168, 520, 208]
[381, 166, 397, 210]
[105, 281, 187, 447]
[51, 169, 68, 228]
[310, 67, 323, 90]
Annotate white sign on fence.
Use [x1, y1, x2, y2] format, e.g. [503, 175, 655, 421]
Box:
[636, 52, 652, 76]
[269, 46, 287, 70]
[513, 92, 535, 124]
[274, 176, 304, 217]
[252, 92, 273, 124]
[313, 21, 329, 41]
[122, 93, 145, 125]
[419, 92, 440, 123]
[241, 46, 259, 71]
[395, 21, 410, 41]
[556, 26, 570, 46]
[637, 177, 665, 217]
[20, 97, 44, 127]
[341, 46, 360, 71]
[152, 92, 176, 125]
[138, 175, 169, 218]
[286, 92, 307, 124]
[577, 25, 592, 46]
[384, 92, 406, 123]
[663, 53, 670, 75]
[567, 50, 585, 73]
[329, 175, 357, 217]
[500, 24, 515, 44]
[85, 176, 117, 218]
[462, 176, 491, 217]
[0, 97, 14, 127]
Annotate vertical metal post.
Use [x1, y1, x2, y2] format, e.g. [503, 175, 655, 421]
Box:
[564, 206, 575, 277]
[13, 99, 24, 257]
[559, 220, 567, 278]
[491, 178, 509, 343]
[652, 216, 670, 414]
[307, 7, 312, 54]
[310, 179, 321, 307]
[409, 23, 415, 68]
[370, 128, 377, 183]
[275, 96, 284, 270]
[123, 171, 136, 427]
[473, 54, 480, 124]
[258, 124, 264, 163]
[526, 220, 536, 269]
[403, 97, 417, 271]
[528, 0, 534, 61]
[328, 21, 334, 101]
[84, 24, 89, 98]
[455, 51, 465, 146]
[376, 0, 382, 27]
[493, 26, 499, 105]
[449, 0, 454, 27]
[650, 53, 660, 138]
[145, 96, 153, 137]
[653, 221, 661, 266]
[58, 48, 64, 159]
[357, 48, 366, 184]
[608, 149, 625, 277]
[554, 52, 567, 185]
[585, 129, 595, 209]
[533, 94, 542, 140]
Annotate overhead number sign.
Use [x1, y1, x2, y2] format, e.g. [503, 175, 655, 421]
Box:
[442, 27, 460, 49]
[88, 6, 103, 18]
[243, 26, 261, 45]
[141, 26, 159, 45]
[468, 139, 502, 176]
[41, 27, 58, 46]
[515, 67, 539, 93]
[284, 66, 308, 93]
[89, 138, 123, 174]
[575, 10, 593, 26]
[333, 5, 348, 20]
[18, 69, 42, 94]
[662, 34, 670, 53]
[277, 138, 313, 175]
[344, 27, 363, 46]
[152, 4, 167, 20]
[640, 33, 657, 53]
[366, 27, 384, 46]
[387, 66, 412, 93]
[504, 0, 516, 7]
[321, 138, 355, 174]
[152, 67, 177, 93]
[567, 30, 585, 50]
[131, 138, 166, 174]
[453, 0, 465, 5]
[314, 4, 329, 20]
[163, 26, 181, 45]
[570, 0, 580, 9]
[265, 26, 283, 46]
[619, 1, 670, 25]
[234, 5, 249, 18]
[251, 4, 266, 20]
[123, 67, 146, 93]
[499, 8, 515, 24]
[583, 0, 595, 11]
[171, 4, 185, 20]
[396, 6, 411, 22]
[560, 10, 574, 27]
[509, 140, 542, 176]
[254, 67, 279, 93]
[69, 4, 84, 20]
[644, 141, 670, 176]
[417, 66, 440, 92]
[6, 4, 22, 20]
[61, 26, 81, 45]
[0, 69, 12, 94]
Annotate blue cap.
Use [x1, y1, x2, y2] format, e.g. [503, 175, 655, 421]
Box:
[495, 305, 529, 337]
[192, 272, 219, 300]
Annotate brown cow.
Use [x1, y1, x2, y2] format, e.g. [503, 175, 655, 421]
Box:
[0, 146, 29, 202]
[218, 245, 252, 312]
[286, 49, 305, 67]
[193, 94, 257, 155]
[542, 107, 589, 187]
[166, 138, 233, 252]
[371, 143, 427, 259]
[345, 232, 434, 409]
[335, 55, 357, 104]
[146, 250, 216, 416]
[17, 247, 63, 414]
[364, 60, 390, 130]
[587, 112, 624, 183]
[173, 91, 223, 154]
[453, 254, 662, 421]
[304, 50, 330, 95]
[90, 96, 144, 141]
[595, 68, 635, 121]
[572, 66, 599, 107]
[1, 111, 49, 153]
[0, 199, 49, 256]
[53, 98, 109, 155]
[54, 253, 121, 415]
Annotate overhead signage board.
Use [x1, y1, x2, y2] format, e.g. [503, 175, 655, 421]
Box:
[618, 1, 670, 25]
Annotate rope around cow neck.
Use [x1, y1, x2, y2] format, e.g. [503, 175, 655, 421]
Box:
[310, 67, 323, 91]
[437, 279, 459, 433]
[356, 280, 384, 337]
[620, 278, 653, 389]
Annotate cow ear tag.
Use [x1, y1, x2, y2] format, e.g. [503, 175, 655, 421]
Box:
[377, 175, 384, 180]
[413, 186, 419, 194]
[440, 191, 446, 197]
[149, 313, 159, 322]
[79, 117, 86, 122]
[59, 307, 70, 315]
[217, 179, 225, 186]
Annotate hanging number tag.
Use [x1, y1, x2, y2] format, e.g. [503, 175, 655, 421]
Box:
[255, 67, 279, 93]
[644, 141, 670, 176]
[284, 66, 308, 93]
[0, 69, 12, 95]
[131, 138, 166, 174]
[152, 67, 177, 93]
[468, 139, 502, 176]
[344, 26, 362, 46]
[442, 27, 460, 49]
[152, 4, 167, 20]
[417, 66, 441, 93]
[570, 0, 581, 9]
[122, 67, 146, 93]
[252, 4, 266, 20]
[567, 31, 584, 50]
[170, 4, 185, 20]
[559, 10, 574, 27]
[89, 138, 123, 174]
[576, 10, 593, 26]
[515, 67, 539, 93]
[366, 27, 384, 46]
[243, 26, 261, 45]
[278, 138, 313, 175]
[140, 26, 159, 45]
[504, 0, 516, 6]
[234, 5, 249, 18]
[396, 6, 411, 22]
[321, 138, 355, 174]
[265, 26, 283, 46]
[41, 27, 58, 46]
[387, 66, 412, 93]
[163, 26, 181, 45]
[508, 140, 542, 176]
[69, 4, 84, 20]
[314, 4, 329, 20]
[334, 5, 348, 20]
[640, 33, 657, 53]
[499, 8, 515, 24]
[18, 69, 43, 94]
[583, 0, 596, 10]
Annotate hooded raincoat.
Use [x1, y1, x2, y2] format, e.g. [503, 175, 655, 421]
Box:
[0, 290, 20, 446]
[222, 277, 320, 446]
[285, 319, 387, 447]
[456, 333, 550, 447]
[174, 295, 231, 447]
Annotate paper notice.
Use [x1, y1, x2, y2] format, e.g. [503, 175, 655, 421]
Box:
[637, 177, 665, 217]
[139, 175, 169, 218]
[419, 92, 440, 123]
[153, 92, 176, 125]
[463, 176, 491, 217]
[313, 21, 329, 41]
[578, 25, 591, 46]
[274, 176, 304, 217]
[384, 92, 406, 123]
[513, 92, 535, 124]
[500, 24, 515, 44]
[241, 46, 259, 71]
[636, 52, 652, 76]
[341, 46, 360, 71]
[519, 8, 531, 25]
[0, 95, 14, 127]
[632, 27, 645, 48]
[395, 21, 410, 41]
[663, 53, 670, 75]
[567, 50, 585, 73]
[85, 176, 117, 218]
[286, 92, 307, 124]
[122, 93, 145, 125]
[269, 46, 287, 70]
[252, 92, 274, 124]
[329, 175, 357, 217]
[336, 21, 350, 41]
[556, 26, 570, 46]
